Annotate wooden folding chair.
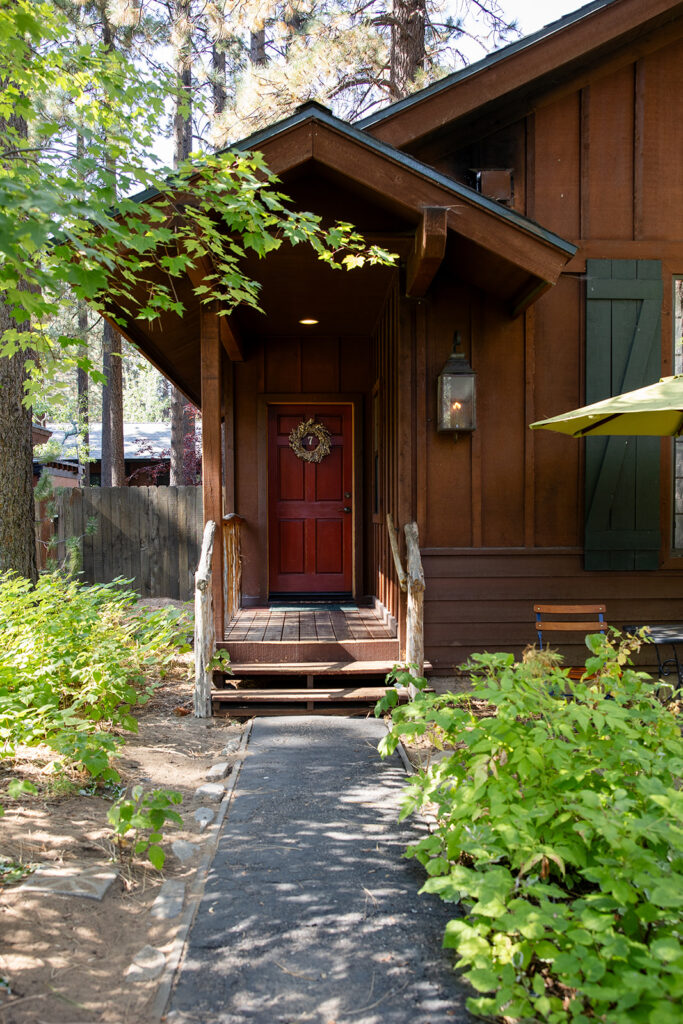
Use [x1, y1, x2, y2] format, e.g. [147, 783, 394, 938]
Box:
[534, 604, 607, 680]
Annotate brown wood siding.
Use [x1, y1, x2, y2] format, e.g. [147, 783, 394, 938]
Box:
[533, 93, 581, 239]
[636, 41, 683, 240]
[403, 29, 683, 675]
[423, 273, 474, 547]
[422, 548, 683, 672]
[581, 66, 635, 240]
[532, 277, 583, 548]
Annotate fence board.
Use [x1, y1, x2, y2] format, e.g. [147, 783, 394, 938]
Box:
[51, 486, 203, 601]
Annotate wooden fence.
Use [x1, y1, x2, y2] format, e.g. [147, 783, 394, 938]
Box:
[52, 486, 204, 601]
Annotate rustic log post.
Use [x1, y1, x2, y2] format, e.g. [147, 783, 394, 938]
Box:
[386, 513, 408, 592]
[387, 516, 426, 695]
[194, 519, 216, 718]
[200, 301, 224, 640]
[404, 521, 425, 684]
[222, 512, 244, 630]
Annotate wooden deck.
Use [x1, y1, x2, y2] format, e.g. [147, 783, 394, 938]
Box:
[224, 605, 396, 643]
[214, 604, 403, 715]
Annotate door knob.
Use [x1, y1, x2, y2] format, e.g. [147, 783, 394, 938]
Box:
[343, 506, 351, 513]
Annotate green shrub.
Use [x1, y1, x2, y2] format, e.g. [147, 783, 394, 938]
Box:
[378, 634, 683, 1024]
[108, 785, 183, 870]
[0, 571, 189, 780]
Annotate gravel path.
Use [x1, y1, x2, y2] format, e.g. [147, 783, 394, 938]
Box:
[166, 716, 470, 1024]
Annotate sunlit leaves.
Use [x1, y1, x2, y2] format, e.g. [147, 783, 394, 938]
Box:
[380, 632, 683, 1023]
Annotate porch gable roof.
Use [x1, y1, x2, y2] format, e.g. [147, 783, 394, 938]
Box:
[358, 0, 683, 150]
[108, 104, 575, 406]
[225, 102, 575, 305]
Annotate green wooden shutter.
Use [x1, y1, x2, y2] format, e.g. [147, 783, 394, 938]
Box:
[584, 259, 662, 570]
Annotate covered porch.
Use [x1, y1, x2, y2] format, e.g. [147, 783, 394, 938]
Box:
[108, 103, 574, 708]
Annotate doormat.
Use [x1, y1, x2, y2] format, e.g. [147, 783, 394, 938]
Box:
[267, 603, 357, 612]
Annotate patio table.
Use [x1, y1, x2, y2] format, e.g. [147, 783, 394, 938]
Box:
[625, 624, 683, 691]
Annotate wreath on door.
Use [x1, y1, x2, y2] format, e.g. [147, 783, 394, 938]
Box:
[288, 418, 332, 464]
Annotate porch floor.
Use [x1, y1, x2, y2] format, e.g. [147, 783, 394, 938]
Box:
[224, 605, 396, 643]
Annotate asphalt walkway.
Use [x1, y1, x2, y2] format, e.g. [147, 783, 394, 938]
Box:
[166, 716, 470, 1024]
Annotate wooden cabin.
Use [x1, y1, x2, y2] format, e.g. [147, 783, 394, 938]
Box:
[109, 0, 683, 707]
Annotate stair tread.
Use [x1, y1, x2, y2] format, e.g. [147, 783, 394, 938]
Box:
[221, 660, 430, 675]
[212, 687, 400, 701]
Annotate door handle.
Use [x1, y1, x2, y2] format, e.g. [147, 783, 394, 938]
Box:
[343, 506, 352, 513]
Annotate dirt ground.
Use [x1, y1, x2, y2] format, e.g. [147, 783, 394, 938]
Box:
[0, 643, 475, 1024]
[0, 659, 245, 1024]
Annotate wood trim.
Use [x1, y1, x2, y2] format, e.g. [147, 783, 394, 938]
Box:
[406, 208, 448, 297]
[565, 241, 683, 273]
[222, 356, 235, 512]
[200, 301, 224, 633]
[256, 394, 365, 601]
[523, 306, 536, 548]
[415, 303, 428, 536]
[634, 57, 645, 240]
[471, 296, 483, 548]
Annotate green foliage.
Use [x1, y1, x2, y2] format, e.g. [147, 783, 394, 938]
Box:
[0, 853, 34, 887]
[380, 634, 683, 1023]
[0, 0, 396, 408]
[0, 571, 189, 782]
[108, 785, 183, 870]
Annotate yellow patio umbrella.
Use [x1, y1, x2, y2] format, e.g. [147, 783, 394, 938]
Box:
[530, 375, 683, 437]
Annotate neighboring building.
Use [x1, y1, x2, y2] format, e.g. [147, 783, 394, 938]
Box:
[32, 424, 79, 489]
[92, 0, 683, 674]
[45, 423, 200, 486]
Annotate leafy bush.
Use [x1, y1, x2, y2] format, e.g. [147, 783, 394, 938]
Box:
[0, 571, 189, 780]
[108, 785, 183, 870]
[378, 634, 683, 1024]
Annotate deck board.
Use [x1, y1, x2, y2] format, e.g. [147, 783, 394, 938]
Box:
[225, 605, 395, 643]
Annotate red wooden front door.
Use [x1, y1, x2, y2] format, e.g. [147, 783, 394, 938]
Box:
[268, 404, 353, 595]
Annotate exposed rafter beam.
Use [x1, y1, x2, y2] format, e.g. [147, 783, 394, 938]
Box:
[406, 207, 448, 298]
[219, 314, 245, 362]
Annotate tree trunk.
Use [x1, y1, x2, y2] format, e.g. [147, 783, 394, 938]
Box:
[101, 320, 124, 486]
[0, 296, 37, 582]
[0, 94, 36, 582]
[212, 43, 226, 117]
[77, 300, 90, 488]
[390, 0, 426, 99]
[250, 28, 266, 65]
[170, 388, 186, 484]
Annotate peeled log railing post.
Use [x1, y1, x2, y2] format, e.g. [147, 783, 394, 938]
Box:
[222, 513, 244, 631]
[404, 521, 425, 684]
[194, 520, 216, 718]
[387, 515, 426, 696]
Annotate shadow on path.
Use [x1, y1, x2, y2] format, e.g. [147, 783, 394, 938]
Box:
[167, 716, 470, 1024]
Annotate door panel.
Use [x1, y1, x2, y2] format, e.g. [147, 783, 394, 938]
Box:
[268, 404, 353, 594]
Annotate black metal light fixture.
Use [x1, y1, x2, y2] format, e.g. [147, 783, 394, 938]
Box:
[437, 332, 476, 435]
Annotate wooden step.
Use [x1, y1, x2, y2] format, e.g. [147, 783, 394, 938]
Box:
[218, 639, 401, 665]
[224, 660, 415, 677]
[212, 687, 397, 702]
[211, 684, 407, 718]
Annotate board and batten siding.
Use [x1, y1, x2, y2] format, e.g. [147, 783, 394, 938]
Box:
[52, 486, 203, 601]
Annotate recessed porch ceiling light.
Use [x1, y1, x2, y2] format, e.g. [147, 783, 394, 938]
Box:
[299, 318, 319, 325]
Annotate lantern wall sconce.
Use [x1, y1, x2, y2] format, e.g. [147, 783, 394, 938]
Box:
[437, 333, 476, 435]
